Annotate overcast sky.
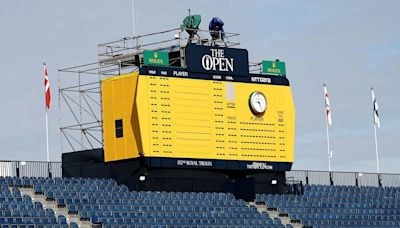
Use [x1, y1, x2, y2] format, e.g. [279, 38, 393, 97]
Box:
[0, 1, 399, 174]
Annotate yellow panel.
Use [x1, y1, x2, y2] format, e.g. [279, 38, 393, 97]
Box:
[136, 75, 295, 163]
[101, 72, 142, 162]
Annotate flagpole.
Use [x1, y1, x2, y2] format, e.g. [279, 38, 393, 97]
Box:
[325, 113, 331, 172]
[132, 0, 139, 52]
[372, 87, 380, 174]
[374, 124, 380, 173]
[45, 108, 50, 162]
[323, 84, 332, 172]
[132, 0, 136, 37]
[43, 62, 50, 162]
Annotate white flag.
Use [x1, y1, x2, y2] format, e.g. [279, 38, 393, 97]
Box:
[371, 88, 380, 128]
[323, 84, 332, 125]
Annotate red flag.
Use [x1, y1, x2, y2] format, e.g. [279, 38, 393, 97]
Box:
[323, 84, 332, 125]
[44, 63, 51, 109]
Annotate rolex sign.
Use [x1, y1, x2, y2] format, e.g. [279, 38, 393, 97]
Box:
[143, 50, 169, 66]
[186, 44, 249, 76]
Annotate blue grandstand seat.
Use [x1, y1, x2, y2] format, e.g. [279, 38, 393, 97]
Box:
[55, 215, 66, 224]
[69, 222, 79, 228]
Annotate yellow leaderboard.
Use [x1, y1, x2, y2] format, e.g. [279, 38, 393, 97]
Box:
[102, 72, 295, 166]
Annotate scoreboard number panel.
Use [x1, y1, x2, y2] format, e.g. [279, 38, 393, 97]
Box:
[136, 75, 295, 163]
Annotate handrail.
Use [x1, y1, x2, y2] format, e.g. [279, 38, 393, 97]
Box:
[0, 160, 399, 188]
[0, 161, 61, 178]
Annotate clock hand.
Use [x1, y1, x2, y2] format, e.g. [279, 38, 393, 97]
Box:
[257, 101, 262, 110]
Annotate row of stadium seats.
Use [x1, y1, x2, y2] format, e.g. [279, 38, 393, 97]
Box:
[265, 201, 400, 211]
[90, 217, 277, 226]
[66, 204, 255, 213]
[57, 198, 245, 207]
[0, 176, 117, 187]
[48, 192, 237, 201]
[303, 184, 400, 193]
[77, 211, 267, 219]
[0, 225, 72, 228]
[280, 207, 400, 216]
[257, 184, 400, 228]
[302, 220, 398, 227]
[261, 195, 400, 204]
[0, 209, 55, 217]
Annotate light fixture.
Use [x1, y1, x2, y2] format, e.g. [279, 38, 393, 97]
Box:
[139, 176, 146, 181]
[271, 180, 277, 185]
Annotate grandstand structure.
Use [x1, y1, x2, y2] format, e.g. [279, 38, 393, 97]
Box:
[1, 164, 400, 227]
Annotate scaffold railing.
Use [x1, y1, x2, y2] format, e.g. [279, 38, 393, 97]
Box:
[98, 27, 240, 60]
[97, 27, 241, 76]
[249, 62, 263, 74]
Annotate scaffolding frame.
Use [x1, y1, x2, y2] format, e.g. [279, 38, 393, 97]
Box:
[58, 27, 242, 153]
[58, 62, 104, 153]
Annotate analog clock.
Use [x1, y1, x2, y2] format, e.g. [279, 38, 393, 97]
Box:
[249, 91, 267, 115]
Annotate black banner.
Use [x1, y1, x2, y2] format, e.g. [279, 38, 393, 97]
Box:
[185, 44, 249, 76]
[145, 157, 292, 172]
[139, 66, 290, 86]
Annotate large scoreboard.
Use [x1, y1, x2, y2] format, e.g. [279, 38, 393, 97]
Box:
[101, 44, 295, 171]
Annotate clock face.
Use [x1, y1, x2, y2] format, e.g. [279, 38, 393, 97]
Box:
[249, 91, 267, 115]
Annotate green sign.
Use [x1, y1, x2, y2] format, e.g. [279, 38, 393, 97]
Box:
[262, 60, 286, 76]
[143, 50, 169, 66]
